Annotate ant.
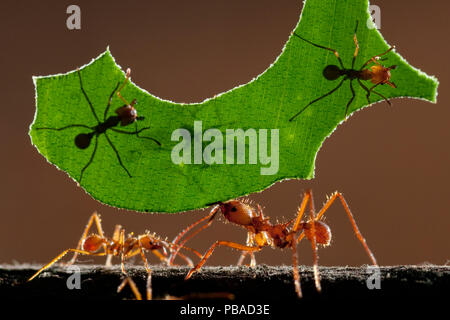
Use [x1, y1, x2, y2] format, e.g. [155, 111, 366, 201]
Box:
[36, 68, 161, 182]
[289, 21, 397, 122]
[27, 212, 201, 300]
[170, 190, 377, 298]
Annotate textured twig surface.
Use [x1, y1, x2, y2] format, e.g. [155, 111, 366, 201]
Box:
[0, 264, 448, 301]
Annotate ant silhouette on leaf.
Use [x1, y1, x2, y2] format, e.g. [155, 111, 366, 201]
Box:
[289, 21, 397, 122]
[36, 68, 161, 182]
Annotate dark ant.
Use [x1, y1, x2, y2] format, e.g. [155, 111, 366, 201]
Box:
[27, 212, 201, 300]
[36, 68, 161, 182]
[289, 21, 397, 122]
[170, 190, 377, 298]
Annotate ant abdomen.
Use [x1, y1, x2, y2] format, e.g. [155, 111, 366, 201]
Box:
[82, 234, 105, 252]
[301, 220, 331, 246]
[323, 65, 342, 80]
[75, 133, 93, 149]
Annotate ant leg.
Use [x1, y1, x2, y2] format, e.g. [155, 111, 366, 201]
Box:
[103, 82, 121, 121]
[185, 241, 261, 280]
[111, 125, 161, 146]
[79, 135, 98, 182]
[293, 33, 345, 69]
[358, 80, 391, 106]
[28, 249, 106, 281]
[369, 83, 392, 106]
[352, 21, 360, 69]
[292, 190, 312, 232]
[289, 78, 346, 122]
[104, 132, 132, 178]
[116, 68, 132, 105]
[360, 46, 395, 70]
[119, 228, 128, 275]
[169, 205, 221, 265]
[35, 124, 92, 131]
[136, 245, 153, 300]
[134, 124, 161, 146]
[293, 190, 321, 292]
[170, 251, 193, 267]
[291, 236, 302, 298]
[68, 212, 106, 265]
[357, 79, 372, 105]
[315, 192, 377, 265]
[77, 68, 100, 124]
[105, 224, 122, 267]
[170, 219, 215, 264]
[344, 79, 356, 118]
[237, 232, 256, 267]
[117, 277, 143, 300]
[306, 191, 321, 293]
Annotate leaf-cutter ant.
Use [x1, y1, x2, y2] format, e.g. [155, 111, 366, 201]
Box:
[27, 212, 201, 300]
[170, 190, 377, 298]
[289, 21, 397, 122]
[35, 68, 161, 182]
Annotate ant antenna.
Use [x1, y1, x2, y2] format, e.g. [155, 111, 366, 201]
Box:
[117, 68, 131, 105]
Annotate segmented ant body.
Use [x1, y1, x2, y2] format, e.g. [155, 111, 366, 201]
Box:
[171, 190, 377, 298]
[28, 212, 200, 300]
[289, 21, 397, 122]
[36, 68, 160, 182]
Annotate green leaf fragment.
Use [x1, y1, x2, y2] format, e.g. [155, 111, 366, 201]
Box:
[29, 0, 438, 213]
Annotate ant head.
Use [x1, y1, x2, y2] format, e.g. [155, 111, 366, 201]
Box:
[75, 133, 92, 149]
[323, 65, 342, 80]
[139, 234, 159, 251]
[116, 105, 138, 126]
[220, 200, 256, 227]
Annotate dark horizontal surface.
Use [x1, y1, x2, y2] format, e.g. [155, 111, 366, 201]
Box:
[0, 264, 448, 302]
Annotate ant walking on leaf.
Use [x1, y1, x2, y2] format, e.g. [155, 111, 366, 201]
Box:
[36, 68, 161, 182]
[289, 21, 397, 122]
[170, 190, 377, 298]
[27, 212, 201, 300]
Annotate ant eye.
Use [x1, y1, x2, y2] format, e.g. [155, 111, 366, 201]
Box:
[231, 207, 237, 212]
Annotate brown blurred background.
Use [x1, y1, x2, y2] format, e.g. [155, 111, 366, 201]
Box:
[0, 0, 448, 268]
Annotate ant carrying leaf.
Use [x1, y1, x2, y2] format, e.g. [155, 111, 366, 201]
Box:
[289, 21, 397, 122]
[36, 68, 161, 182]
[170, 190, 377, 298]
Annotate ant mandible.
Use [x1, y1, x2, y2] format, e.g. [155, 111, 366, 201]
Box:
[36, 68, 161, 182]
[27, 212, 201, 300]
[289, 21, 397, 122]
[170, 190, 377, 298]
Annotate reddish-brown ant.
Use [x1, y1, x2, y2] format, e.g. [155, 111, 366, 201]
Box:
[170, 190, 377, 298]
[28, 212, 201, 300]
[289, 21, 397, 122]
[35, 68, 161, 182]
